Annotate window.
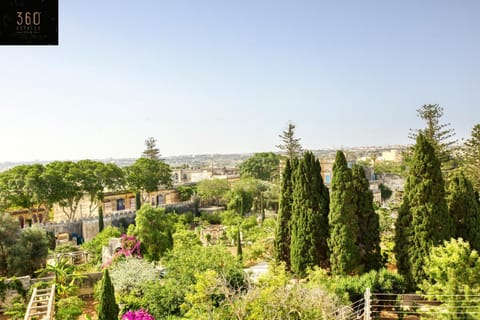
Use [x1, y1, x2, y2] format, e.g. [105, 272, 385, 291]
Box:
[325, 174, 331, 184]
[116, 198, 125, 211]
[18, 216, 25, 228]
[157, 195, 165, 205]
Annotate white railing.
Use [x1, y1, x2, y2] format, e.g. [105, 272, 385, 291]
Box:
[333, 288, 480, 320]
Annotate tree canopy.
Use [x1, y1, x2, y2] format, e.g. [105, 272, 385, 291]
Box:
[126, 158, 172, 195]
[239, 152, 280, 181]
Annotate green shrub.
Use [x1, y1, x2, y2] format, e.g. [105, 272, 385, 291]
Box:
[309, 268, 404, 303]
[56, 296, 85, 320]
[200, 212, 222, 225]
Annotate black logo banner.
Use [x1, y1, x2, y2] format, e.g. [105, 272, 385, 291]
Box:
[0, 0, 58, 45]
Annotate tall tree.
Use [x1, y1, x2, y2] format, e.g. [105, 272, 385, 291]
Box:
[447, 172, 480, 251]
[125, 158, 172, 202]
[394, 133, 454, 289]
[239, 152, 281, 181]
[97, 268, 119, 320]
[351, 165, 382, 271]
[328, 151, 359, 275]
[277, 122, 303, 159]
[45, 161, 84, 221]
[274, 159, 293, 268]
[77, 160, 125, 216]
[142, 137, 161, 160]
[290, 151, 329, 277]
[409, 104, 457, 171]
[463, 124, 480, 192]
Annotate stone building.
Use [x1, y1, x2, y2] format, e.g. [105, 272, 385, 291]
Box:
[6, 207, 47, 228]
[52, 189, 180, 222]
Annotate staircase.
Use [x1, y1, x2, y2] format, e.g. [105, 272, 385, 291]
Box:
[24, 284, 55, 320]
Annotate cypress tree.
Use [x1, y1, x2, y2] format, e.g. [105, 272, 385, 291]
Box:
[311, 156, 330, 268]
[98, 205, 104, 232]
[97, 269, 119, 320]
[290, 151, 329, 277]
[447, 172, 480, 251]
[274, 159, 294, 268]
[328, 151, 359, 275]
[135, 191, 141, 210]
[394, 133, 453, 289]
[351, 165, 382, 271]
[236, 226, 243, 262]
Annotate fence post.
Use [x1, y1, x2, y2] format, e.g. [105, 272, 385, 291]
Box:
[364, 287, 371, 320]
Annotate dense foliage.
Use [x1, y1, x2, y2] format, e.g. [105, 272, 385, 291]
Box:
[132, 205, 174, 262]
[419, 238, 480, 319]
[196, 179, 229, 206]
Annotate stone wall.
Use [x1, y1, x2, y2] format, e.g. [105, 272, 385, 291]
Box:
[40, 201, 194, 243]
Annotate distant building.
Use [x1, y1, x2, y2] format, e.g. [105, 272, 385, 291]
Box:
[7, 207, 47, 228]
[171, 168, 240, 184]
[381, 149, 403, 162]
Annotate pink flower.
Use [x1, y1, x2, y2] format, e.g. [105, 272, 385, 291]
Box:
[121, 309, 155, 320]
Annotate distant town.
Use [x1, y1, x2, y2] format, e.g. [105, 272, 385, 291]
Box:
[0, 144, 409, 172]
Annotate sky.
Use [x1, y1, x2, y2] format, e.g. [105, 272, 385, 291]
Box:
[0, 0, 479, 162]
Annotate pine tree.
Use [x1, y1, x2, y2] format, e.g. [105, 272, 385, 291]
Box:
[290, 151, 329, 277]
[463, 124, 480, 192]
[351, 165, 382, 271]
[394, 133, 454, 289]
[142, 137, 161, 160]
[97, 269, 119, 320]
[409, 104, 457, 172]
[274, 159, 293, 268]
[447, 172, 480, 251]
[328, 151, 359, 275]
[98, 205, 104, 232]
[277, 122, 303, 159]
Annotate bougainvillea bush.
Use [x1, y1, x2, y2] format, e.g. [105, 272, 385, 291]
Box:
[102, 234, 143, 268]
[122, 309, 155, 320]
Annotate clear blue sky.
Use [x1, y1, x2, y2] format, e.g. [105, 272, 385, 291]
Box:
[1, 1, 479, 162]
